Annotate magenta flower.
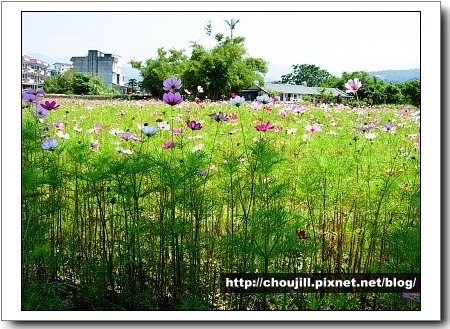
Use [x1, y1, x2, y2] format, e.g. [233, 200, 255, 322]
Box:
[162, 140, 175, 149]
[230, 113, 238, 120]
[345, 78, 362, 94]
[186, 120, 202, 130]
[163, 91, 183, 106]
[255, 121, 274, 132]
[40, 100, 60, 111]
[163, 77, 182, 92]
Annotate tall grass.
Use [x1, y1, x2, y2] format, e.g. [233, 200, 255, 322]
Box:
[21, 91, 420, 310]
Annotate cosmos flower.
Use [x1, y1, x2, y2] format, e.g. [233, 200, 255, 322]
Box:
[156, 121, 170, 130]
[163, 91, 183, 106]
[345, 78, 362, 94]
[305, 123, 322, 132]
[32, 105, 49, 120]
[365, 133, 378, 140]
[197, 169, 207, 176]
[382, 122, 395, 132]
[403, 291, 420, 300]
[141, 125, 158, 137]
[256, 95, 273, 104]
[192, 144, 205, 152]
[172, 128, 183, 135]
[40, 100, 60, 111]
[250, 101, 262, 110]
[286, 128, 297, 135]
[56, 131, 70, 139]
[41, 138, 58, 150]
[89, 140, 100, 151]
[53, 120, 64, 130]
[255, 121, 274, 132]
[197, 86, 204, 93]
[210, 112, 229, 122]
[186, 120, 202, 130]
[163, 77, 182, 92]
[230, 96, 245, 107]
[162, 140, 175, 149]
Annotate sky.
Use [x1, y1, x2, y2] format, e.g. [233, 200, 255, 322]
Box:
[22, 11, 420, 79]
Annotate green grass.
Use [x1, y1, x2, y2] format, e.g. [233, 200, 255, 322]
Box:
[21, 96, 420, 310]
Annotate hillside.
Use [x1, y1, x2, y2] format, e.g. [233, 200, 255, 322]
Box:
[368, 69, 420, 83]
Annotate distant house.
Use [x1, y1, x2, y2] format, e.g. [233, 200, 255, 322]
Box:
[22, 55, 51, 89]
[70, 50, 127, 92]
[242, 82, 352, 103]
[51, 62, 73, 76]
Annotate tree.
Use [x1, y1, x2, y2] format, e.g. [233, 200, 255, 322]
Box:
[43, 70, 118, 95]
[204, 19, 213, 49]
[129, 48, 188, 97]
[400, 78, 420, 107]
[128, 78, 137, 94]
[224, 18, 240, 40]
[281, 64, 332, 87]
[384, 83, 404, 104]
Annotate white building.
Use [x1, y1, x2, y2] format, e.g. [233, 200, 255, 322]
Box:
[52, 62, 73, 75]
[22, 55, 51, 88]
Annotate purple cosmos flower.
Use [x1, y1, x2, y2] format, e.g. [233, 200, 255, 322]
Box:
[403, 291, 420, 300]
[22, 93, 39, 104]
[230, 95, 245, 107]
[382, 122, 395, 131]
[121, 132, 141, 141]
[256, 95, 273, 104]
[356, 126, 372, 133]
[345, 78, 362, 94]
[255, 121, 274, 132]
[40, 100, 60, 111]
[41, 138, 58, 150]
[197, 169, 207, 176]
[141, 125, 158, 137]
[32, 105, 49, 120]
[186, 120, 202, 130]
[210, 112, 229, 122]
[163, 77, 182, 92]
[163, 91, 183, 106]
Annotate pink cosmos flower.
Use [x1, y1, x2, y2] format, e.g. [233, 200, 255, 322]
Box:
[250, 102, 262, 110]
[345, 78, 362, 94]
[305, 123, 322, 132]
[53, 120, 64, 130]
[273, 125, 283, 132]
[230, 113, 238, 121]
[255, 121, 274, 132]
[162, 140, 175, 149]
[172, 128, 183, 135]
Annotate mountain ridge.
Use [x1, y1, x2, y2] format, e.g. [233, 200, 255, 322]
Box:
[25, 53, 418, 84]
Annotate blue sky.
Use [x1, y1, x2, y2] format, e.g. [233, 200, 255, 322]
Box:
[22, 11, 420, 79]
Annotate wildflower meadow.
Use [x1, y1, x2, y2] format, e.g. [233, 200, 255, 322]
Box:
[21, 78, 420, 311]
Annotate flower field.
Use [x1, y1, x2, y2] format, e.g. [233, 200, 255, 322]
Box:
[21, 81, 420, 311]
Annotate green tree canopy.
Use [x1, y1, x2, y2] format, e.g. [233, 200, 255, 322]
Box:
[281, 64, 332, 87]
[131, 34, 267, 100]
